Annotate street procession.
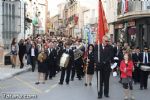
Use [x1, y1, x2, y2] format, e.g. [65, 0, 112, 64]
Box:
[0, 0, 150, 100]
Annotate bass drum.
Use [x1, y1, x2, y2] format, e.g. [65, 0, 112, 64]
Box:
[59, 53, 70, 68]
[140, 65, 150, 71]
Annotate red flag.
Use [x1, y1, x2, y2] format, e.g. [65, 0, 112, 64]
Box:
[125, 0, 128, 13]
[96, 0, 109, 44]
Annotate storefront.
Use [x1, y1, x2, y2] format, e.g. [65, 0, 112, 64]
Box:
[114, 19, 150, 49]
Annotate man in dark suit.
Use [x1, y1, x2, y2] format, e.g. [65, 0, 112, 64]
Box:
[70, 42, 76, 81]
[139, 47, 150, 90]
[29, 42, 38, 72]
[95, 36, 114, 99]
[74, 40, 84, 80]
[59, 42, 74, 85]
[52, 41, 58, 77]
[45, 42, 56, 80]
[18, 39, 26, 69]
[132, 47, 141, 84]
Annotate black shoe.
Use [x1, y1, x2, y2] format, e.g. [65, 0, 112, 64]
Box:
[85, 83, 87, 86]
[66, 82, 69, 85]
[140, 87, 143, 90]
[98, 95, 102, 99]
[89, 83, 92, 86]
[49, 77, 52, 80]
[71, 79, 74, 81]
[58, 82, 63, 85]
[35, 82, 40, 85]
[104, 95, 109, 98]
[78, 78, 82, 80]
[144, 87, 147, 90]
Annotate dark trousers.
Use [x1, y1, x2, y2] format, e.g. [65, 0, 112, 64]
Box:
[71, 66, 75, 80]
[97, 63, 111, 97]
[76, 65, 82, 79]
[133, 65, 140, 83]
[19, 54, 24, 68]
[140, 70, 149, 89]
[53, 64, 57, 77]
[45, 65, 53, 80]
[60, 67, 71, 84]
[45, 70, 51, 80]
[31, 56, 36, 72]
[27, 54, 31, 65]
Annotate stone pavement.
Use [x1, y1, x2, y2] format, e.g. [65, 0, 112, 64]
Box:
[0, 70, 150, 100]
[0, 65, 31, 81]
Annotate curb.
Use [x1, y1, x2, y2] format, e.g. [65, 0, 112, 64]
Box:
[0, 67, 31, 81]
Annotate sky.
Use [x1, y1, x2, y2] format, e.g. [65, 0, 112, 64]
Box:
[48, 0, 66, 17]
[48, 0, 98, 17]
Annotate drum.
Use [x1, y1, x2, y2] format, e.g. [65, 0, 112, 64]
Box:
[59, 53, 70, 68]
[140, 65, 150, 71]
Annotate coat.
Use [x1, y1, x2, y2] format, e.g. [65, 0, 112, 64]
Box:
[94, 44, 114, 70]
[120, 60, 134, 78]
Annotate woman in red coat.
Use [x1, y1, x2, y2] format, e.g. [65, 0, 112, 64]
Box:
[120, 52, 134, 100]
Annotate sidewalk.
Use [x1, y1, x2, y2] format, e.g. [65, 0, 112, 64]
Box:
[0, 65, 31, 81]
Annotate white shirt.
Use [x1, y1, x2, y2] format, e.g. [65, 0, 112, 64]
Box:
[143, 52, 149, 63]
[31, 48, 35, 56]
[48, 48, 53, 55]
[102, 44, 105, 49]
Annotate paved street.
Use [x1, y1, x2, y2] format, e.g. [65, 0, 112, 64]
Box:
[0, 69, 150, 100]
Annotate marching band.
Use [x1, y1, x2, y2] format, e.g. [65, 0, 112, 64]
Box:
[12, 34, 150, 100]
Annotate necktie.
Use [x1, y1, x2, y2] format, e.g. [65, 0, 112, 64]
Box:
[49, 49, 52, 55]
[145, 53, 147, 64]
[102, 46, 104, 50]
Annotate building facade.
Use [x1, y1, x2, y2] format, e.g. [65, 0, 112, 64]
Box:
[0, 0, 24, 49]
[62, 0, 98, 38]
[114, 0, 150, 49]
[25, 0, 48, 36]
[50, 15, 60, 36]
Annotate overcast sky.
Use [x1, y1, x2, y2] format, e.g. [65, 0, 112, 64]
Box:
[48, 0, 98, 17]
[48, 0, 66, 17]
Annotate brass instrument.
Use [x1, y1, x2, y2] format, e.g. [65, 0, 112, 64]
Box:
[74, 44, 84, 60]
[59, 53, 70, 68]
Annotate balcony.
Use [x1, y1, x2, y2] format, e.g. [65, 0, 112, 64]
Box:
[117, 1, 150, 21]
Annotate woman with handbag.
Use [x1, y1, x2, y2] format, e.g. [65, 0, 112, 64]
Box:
[120, 52, 134, 100]
[11, 38, 18, 68]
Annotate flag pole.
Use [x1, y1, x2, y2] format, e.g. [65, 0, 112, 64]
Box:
[97, 0, 108, 96]
[97, 40, 100, 93]
[97, 0, 100, 94]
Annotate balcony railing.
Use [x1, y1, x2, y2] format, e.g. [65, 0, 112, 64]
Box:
[117, 1, 150, 15]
